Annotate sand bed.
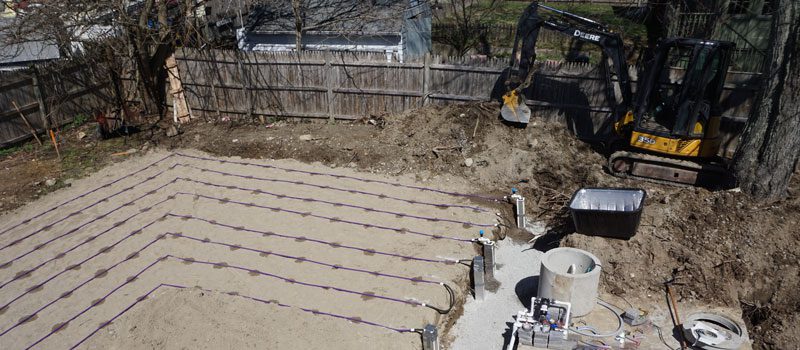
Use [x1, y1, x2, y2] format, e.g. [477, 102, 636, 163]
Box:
[0, 149, 498, 349]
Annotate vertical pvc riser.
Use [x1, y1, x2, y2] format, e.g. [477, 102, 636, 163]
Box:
[515, 197, 525, 228]
[483, 244, 495, 279]
[473, 256, 485, 301]
[422, 324, 439, 350]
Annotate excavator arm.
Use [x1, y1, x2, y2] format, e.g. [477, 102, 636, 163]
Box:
[501, 2, 633, 125]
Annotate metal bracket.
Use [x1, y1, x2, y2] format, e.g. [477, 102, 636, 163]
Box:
[483, 243, 495, 279]
[422, 324, 439, 350]
[473, 256, 485, 301]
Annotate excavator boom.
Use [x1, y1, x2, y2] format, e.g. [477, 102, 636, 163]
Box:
[500, 2, 633, 125]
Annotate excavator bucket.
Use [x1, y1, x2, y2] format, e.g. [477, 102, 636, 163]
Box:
[500, 90, 532, 124]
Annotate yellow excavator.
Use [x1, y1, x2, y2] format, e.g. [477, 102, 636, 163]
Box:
[501, 2, 735, 187]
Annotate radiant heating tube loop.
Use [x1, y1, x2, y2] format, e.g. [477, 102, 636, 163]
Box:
[179, 163, 489, 213]
[68, 283, 417, 350]
[0, 169, 176, 253]
[0, 154, 175, 237]
[0, 179, 178, 266]
[175, 152, 505, 203]
[1, 209, 467, 301]
[1, 231, 456, 337]
[180, 192, 476, 243]
[169, 214, 463, 265]
[178, 177, 494, 228]
[0, 217, 164, 312]
[169, 232, 449, 286]
[2, 172, 488, 256]
[1, 178, 480, 281]
[2, 155, 492, 242]
[22, 254, 449, 349]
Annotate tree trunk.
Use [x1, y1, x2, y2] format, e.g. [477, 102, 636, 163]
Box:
[732, 0, 800, 201]
[292, 0, 303, 51]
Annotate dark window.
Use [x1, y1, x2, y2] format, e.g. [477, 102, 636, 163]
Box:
[728, 0, 750, 14]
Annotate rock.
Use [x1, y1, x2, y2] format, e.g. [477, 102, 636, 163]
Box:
[166, 125, 179, 137]
[45, 179, 57, 187]
[298, 134, 314, 141]
[194, 134, 201, 142]
[464, 158, 474, 167]
[348, 162, 357, 168]
[65, 178, 75, 186]
[232, 139, 239, 143]
[76, 131, 87, 140]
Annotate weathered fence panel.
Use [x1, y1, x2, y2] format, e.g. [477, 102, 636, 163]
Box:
[173, 48, 757, 157]
[2, 47, 756, 158]
[0, 61, 112, 146]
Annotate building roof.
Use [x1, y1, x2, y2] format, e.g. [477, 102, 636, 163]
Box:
[247, 0, 412, 35]
[0, 18, 61, 68]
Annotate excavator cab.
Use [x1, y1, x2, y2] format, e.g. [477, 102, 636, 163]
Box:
[609, 39, 735, 187]
[626, 39, 734, 158]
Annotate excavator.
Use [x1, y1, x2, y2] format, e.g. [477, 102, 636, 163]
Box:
[500, 2, 735, 187]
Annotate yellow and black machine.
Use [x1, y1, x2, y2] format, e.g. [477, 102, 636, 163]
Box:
[501, 2, 735, 187]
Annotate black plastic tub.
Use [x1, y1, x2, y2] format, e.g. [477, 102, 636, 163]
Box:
[569, 188, 646, 240]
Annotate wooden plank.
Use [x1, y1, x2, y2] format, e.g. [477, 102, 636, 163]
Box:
[422, 54, 430, 106]
[334, 88, 422, 97]
[429, 64, 505, 73]
[325, 53, 334, 121]
[331, 61, 424, 69]
[31, 70, 50, 130]
[170, 106, 358, 120]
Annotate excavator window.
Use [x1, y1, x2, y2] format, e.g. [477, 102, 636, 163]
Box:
[638, 43, 724, 138]
[639, 44, 695, 133]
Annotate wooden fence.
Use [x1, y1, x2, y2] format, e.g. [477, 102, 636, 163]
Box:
[174, 48, 759, 157]
[0, 48, 759, 158]
[0, 62, 112, 146]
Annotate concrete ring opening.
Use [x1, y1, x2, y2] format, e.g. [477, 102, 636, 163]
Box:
[537, 247, 601, 316]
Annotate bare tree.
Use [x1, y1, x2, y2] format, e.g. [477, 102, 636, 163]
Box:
[253, 0, 381, 52]
[0, 0, 203, 121]
[732, 0, 800, 201]
[432, 0, 503, 56]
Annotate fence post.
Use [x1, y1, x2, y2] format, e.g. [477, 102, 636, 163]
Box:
[206, 50, 223, 121]
[31, 68, 50, 131]
[325, 52, 335, 121]
[235, 51, 253, 120]
[422, 53, 431, 106]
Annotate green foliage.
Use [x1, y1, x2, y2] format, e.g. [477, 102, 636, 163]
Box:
[486, 2, 646, 35]
[0, 143, 34, 158]
[65, 114, 89, 130]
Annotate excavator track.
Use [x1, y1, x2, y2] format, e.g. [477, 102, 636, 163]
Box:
[608, 151, 733, 188]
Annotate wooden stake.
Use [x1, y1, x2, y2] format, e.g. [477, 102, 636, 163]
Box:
[666, 284, 687, 349]
[11, 101, 43, 146]
[49, 130, 61, 159]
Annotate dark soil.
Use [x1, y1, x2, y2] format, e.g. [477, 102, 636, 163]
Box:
[2, 103, 797, 349]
